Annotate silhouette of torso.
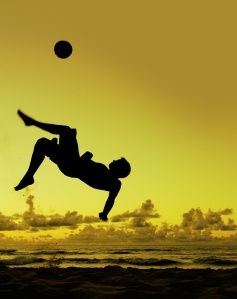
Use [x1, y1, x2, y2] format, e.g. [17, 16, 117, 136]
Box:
[77, 159, 118, 191]
[57, 156, 119, 192]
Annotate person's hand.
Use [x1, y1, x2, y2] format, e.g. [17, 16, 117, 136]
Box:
[99, 212, 108, 221]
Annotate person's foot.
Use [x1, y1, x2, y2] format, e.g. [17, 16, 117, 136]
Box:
[14, 175, 34, 191]
[17, 110, 34, 126]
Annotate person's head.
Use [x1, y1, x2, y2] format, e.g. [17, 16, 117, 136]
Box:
[109, 158, 131, 178]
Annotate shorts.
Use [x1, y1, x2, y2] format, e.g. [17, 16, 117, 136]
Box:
[48, 127, 81, 177]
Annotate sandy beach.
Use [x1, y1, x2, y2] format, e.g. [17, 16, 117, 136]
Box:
[0, 265, 236, 298]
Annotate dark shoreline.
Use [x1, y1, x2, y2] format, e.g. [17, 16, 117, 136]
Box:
[0, 266, 236, 298]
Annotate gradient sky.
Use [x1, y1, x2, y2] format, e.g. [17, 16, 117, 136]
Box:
[0, 1, 237, 243]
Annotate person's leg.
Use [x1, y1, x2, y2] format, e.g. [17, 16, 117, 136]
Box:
[54, 128, 81, 178]
[15, 138, 54, 191]
[16, 109, 81, 180]
[17, 110, 69, 135]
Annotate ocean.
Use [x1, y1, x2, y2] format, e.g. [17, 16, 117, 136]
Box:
[0, 243, 236, 269]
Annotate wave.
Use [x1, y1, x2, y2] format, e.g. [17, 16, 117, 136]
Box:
[1, 245, 236, 269]
[63, 257, 180, 267]
[0, 249, 17, 255]
[31, 250, 67, 255]
[110, 251, 132, 255]
[194, 257, 237, 267]
[0, 256, 45, 266]
[119, 258, 180, 266]
[0, 255, 180, 267]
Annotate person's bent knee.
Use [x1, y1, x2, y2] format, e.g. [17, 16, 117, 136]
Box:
[35, 137, 51, 147]
[35, 138, 52, 155]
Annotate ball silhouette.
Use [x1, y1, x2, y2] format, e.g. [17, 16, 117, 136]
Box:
[54, 40, 72, 59]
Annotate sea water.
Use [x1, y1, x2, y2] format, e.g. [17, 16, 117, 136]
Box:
[0, 243, 236, 269]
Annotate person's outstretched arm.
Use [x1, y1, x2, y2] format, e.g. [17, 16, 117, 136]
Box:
[99, 180, 121, 221]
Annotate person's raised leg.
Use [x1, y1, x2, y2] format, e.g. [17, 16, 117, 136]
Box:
[15, 138, 52, 191]
[17, 110, 70, 135]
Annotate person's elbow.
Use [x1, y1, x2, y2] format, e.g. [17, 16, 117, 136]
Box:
[112, 180, 121, 197]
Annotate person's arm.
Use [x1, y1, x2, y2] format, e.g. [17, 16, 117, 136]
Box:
[99, 180, 121, 221]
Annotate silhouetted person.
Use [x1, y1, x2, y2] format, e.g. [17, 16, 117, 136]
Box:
[15, 110, 131, 221]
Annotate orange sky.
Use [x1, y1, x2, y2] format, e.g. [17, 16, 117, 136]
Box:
[0, 1, 237, 243]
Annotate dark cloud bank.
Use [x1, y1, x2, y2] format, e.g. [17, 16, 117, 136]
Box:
[0, 196, 236, 243]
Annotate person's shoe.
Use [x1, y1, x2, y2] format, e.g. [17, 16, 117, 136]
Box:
[15, 175, 34, 191]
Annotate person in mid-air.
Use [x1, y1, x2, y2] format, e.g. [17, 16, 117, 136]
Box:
[14, 110, 131, 221]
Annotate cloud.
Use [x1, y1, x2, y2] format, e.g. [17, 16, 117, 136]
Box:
[20, 196, 84, 230]
[0, 196, 236, 244]
[130, 218, 154, 228]
[0, 212, 19, 231]
[181, 208, 236, 231]
[219, 208, 233, 215]
[0, 195, 103, 233]
[111, 199, 161, 223]
[84, 215, 101, 223]
[66, 204, 237, 243]
[68, 224, 138, 243]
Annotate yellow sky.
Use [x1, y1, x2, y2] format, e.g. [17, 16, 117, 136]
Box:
[0, 1, 237, 242]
